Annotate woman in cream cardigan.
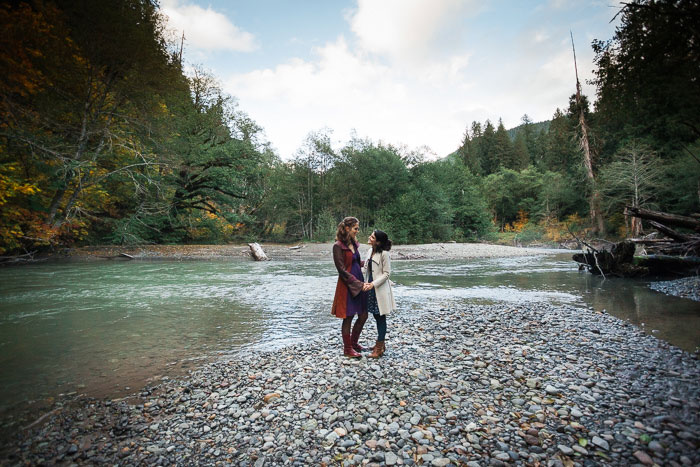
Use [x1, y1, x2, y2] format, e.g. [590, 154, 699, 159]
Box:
[361, 229, 396, 358]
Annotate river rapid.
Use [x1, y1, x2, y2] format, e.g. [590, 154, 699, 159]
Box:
[0, 253, 698, 422]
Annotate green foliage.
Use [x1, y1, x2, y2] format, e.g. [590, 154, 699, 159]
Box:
[376, 186, 451, 244]
[541, 109, 579, 174]
[164, 69, 271, 241]
[539, 169, 587, 219]
[506, 116, 550, 142]
[484, 167, 540, 230]
[478, 120, 498, 175]
[592, 0, 700, 159]
[657, 148, 700, 215]
[494, 119, 517, 170]
[3, 0, 696, 252]
[516, 222, 544, 244]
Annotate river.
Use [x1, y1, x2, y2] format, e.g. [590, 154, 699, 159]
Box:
[0, 253, 698, 422]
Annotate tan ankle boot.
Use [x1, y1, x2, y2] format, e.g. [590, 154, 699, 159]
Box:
[368, 340, 385, 358]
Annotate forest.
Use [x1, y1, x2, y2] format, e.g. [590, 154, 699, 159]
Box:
[1, 0, 698, 255]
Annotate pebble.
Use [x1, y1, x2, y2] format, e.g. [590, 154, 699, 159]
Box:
[633, 450, 654, 465]
[3, 303, 698, 466]
[648, 440, 664, 452]
[592, 435, 609, 450]
[558, 444, 574, 455]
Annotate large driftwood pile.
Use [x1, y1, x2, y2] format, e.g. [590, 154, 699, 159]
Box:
[573, 207, 700, 277]
[625, 206, 700, 256]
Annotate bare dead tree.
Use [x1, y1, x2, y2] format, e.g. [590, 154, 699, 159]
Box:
[571, 31, 605, 233]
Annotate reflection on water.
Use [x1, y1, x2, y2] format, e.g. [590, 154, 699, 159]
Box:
[0, 253, 698, 418]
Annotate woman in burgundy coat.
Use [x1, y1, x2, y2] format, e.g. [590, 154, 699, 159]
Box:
[331, 216, 369, 358]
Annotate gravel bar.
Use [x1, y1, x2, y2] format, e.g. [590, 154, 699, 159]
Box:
[55, 242, 566, 262]
[649, 277, 700, 302]
[3, 303, 699, 466]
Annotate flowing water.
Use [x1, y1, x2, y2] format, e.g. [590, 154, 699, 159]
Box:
[0, 253, 698, 420]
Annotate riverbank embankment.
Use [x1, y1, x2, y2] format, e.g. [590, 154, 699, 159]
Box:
[4, 303, 698, 466]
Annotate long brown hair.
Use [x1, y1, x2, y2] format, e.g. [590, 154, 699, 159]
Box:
[335, 216, 359, 244]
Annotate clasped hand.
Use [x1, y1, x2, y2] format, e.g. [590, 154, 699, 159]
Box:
[362, 282, 374, 291]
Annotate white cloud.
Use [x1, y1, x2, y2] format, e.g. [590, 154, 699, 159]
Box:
[348, 0, 477, 65]
[224, 36, 479, 158]
[533, 30, 550, 43]
[549, 0, 572, 8]
[222, 27, 601, 160]
[215, 2, 607, 160]
[161, 0, 256, 52]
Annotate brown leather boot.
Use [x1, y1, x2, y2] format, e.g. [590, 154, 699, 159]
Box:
[350, 318, 368, 352]
[367, 340, 385, 358]
[342, 334, 361, 358]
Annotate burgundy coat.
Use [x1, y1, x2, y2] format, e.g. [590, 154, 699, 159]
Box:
[331, 240, 364, 318]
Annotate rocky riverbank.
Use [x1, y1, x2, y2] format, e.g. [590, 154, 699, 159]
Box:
[3, 303, 698, 466]
[649, 277, 700, 302]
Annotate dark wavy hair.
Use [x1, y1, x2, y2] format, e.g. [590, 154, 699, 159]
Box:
[372, 229, 392, 253]
[336, 216, 359, 244]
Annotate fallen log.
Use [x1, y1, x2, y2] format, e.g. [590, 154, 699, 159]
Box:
[0, 251, 39, 265]
[248, 242, 269, 261]
[655, 238, 700, 256]
[625, 206, 700, 232]
[647, 221, 692, 242]
[628, 238, 674, 244]
[100, 252, 135, 260]
[633, 255, 700, 276]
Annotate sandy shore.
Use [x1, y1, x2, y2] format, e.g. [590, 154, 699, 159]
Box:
[60, 242, 567, 262]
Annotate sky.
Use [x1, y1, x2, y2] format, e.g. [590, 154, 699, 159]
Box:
[160, 0, 622, 160]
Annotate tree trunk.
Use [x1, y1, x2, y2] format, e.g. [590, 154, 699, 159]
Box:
[47, 186, 67, 224]
[572, 32, 604, 233]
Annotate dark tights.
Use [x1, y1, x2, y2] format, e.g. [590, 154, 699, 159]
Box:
[374, 313, 387, 341]
[342, 312, 367, 335]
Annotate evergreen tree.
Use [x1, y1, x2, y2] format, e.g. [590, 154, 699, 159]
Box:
[479, 120, 497, 175]
[520, 114, 538, 165]
[458, 124, 482, 175]
[592, 0, 700, 159]
[512, 131, 530, 170]
[494, 119, 516, 170]
[543, 109, 579, 174]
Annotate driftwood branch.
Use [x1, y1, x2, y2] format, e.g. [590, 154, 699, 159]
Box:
[566, 224, 598, 253]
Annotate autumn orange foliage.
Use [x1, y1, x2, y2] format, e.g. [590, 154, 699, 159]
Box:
[503, 210, 529, 233]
